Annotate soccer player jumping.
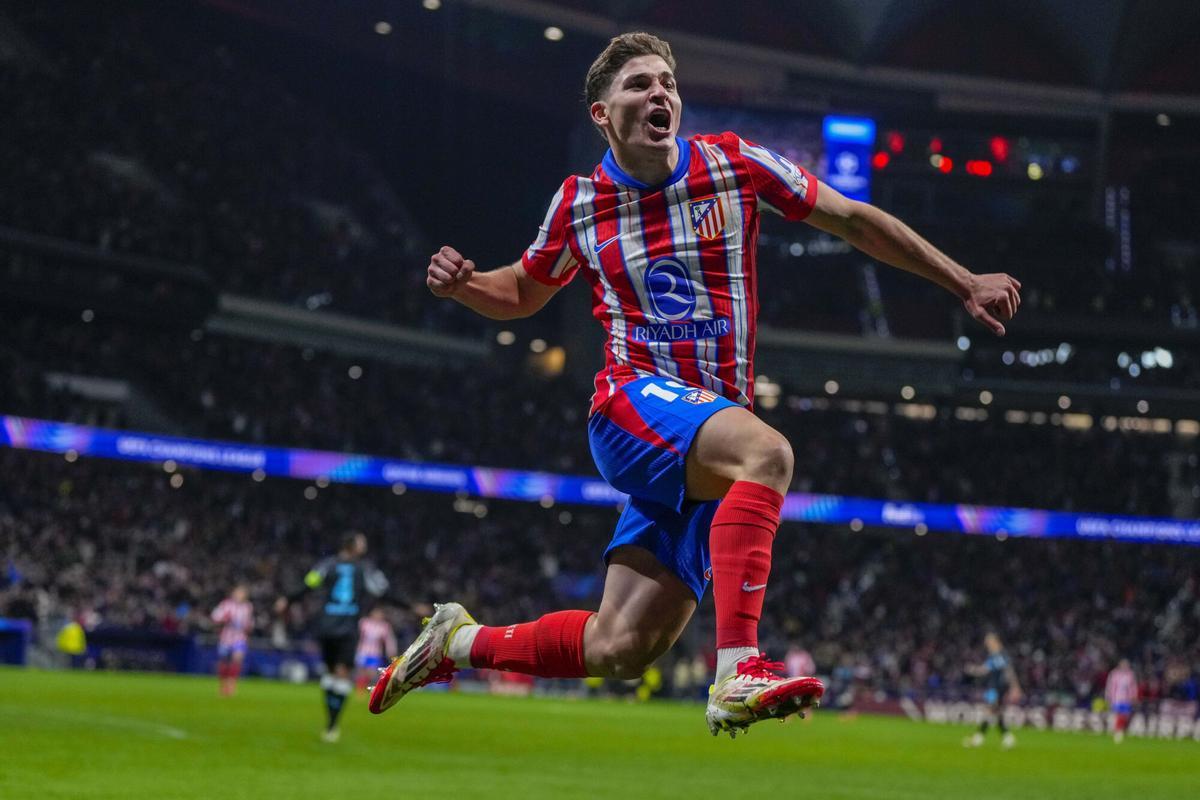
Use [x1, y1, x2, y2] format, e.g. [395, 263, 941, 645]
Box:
[370, 32, 1021, 737]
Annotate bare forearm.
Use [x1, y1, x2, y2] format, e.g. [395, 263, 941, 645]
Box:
[429, 246, 560, 319]
[450, 263, 528, 320]
[844, 203, 974, 299]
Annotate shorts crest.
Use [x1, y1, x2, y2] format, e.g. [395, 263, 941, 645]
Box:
[682, 388, 719, 404]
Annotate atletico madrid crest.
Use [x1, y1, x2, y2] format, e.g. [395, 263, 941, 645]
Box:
[689, 195, 726, 241]
[682, 388, 719, 405]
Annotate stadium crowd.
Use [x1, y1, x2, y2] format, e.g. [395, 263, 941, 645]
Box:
[3, 311, 1198, 519]
[1, 449, 1196, 709]
[0, 1, 478, 334]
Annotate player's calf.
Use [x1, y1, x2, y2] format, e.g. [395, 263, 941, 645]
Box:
[584, 623, 673, 680]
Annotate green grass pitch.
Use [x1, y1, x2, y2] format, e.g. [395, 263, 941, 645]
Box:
[1, 668, 1195, 800]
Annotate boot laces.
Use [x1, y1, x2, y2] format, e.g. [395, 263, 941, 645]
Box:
[736, 653, 785, 681]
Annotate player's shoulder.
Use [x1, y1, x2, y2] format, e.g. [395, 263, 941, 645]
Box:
[554, 173, 584, 191]
[689, 130, 748, 154]
[688, 132, 763, 179]
[537, 173, 588, 211]
[686, 130, 739, 155]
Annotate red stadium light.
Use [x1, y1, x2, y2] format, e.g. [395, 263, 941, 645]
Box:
[965, 159, 993, 177]
[929, 136, 943, 154]
[989, 136, 1010, 162]
[872, 151, 891, 169]
[886, 131, 905, 153]
[937, 155, 953, 173]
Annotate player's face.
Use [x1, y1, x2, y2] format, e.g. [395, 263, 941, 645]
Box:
[594, 55, 681, 153]
[985, 634, 1000, 653]
[233, 586, 247, 602]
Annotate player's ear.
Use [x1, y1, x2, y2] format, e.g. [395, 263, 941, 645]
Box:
[589, 100, 609, 130]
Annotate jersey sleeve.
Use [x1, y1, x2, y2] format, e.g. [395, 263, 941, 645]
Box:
[521, 177, 583, 286]
[363, 564, 389, 597]
[304, 558, 333, 589]
[717, 132, 819, 221]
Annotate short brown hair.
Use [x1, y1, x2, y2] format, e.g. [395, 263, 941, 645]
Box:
[585, 32, 676, 107]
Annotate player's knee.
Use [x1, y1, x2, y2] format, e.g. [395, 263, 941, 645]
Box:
[743, 431, 793, 490]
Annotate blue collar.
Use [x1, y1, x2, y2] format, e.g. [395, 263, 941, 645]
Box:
[601, 137, 691, 191]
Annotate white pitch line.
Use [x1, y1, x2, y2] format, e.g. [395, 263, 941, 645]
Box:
[28, 707, 189, 740]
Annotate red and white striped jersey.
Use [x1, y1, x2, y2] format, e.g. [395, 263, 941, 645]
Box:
[1105, 666, 1138, 705]
[522, 132, 819, 414]
[785, 647, 816, 678]
[211, 598, 253, 648]
[356, 616, 397, 660]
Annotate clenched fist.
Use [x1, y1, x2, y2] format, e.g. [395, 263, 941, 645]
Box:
[962, 272, 1022, 336]
[427, 245, 476, 298]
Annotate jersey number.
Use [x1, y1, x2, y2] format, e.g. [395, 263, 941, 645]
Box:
[640, 380, 687, 403]
[331, 567, 356, 605]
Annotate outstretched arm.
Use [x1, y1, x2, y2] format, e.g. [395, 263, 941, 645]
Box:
[805, 182, 1021, 336]
[427, 246, 561, 320]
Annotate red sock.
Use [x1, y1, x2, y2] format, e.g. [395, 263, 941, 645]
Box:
[217, 662, 229, 680]
[228, 660, 242, 681]
[469, 610, 593, 678]
[709, 480, 784, 650]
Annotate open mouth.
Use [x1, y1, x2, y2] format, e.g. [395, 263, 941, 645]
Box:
[647, 108, 671, 134]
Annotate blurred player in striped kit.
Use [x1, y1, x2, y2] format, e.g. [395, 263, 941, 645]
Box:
[1105, 658, 1138, 743]
[371, 31, 1020, 737]
[211, 585, 253, 696]
[279, 532, 388, 742]
[355, 608, 398, 692]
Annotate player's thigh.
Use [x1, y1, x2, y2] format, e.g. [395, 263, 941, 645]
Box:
[589, 545, 697, 661]
[685, 404, 792, 500]
[588, 377, 739, 512]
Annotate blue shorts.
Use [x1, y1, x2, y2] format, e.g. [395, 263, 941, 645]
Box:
[217, 642, 247, 660]
[357, 654, 384, 670]
[984, 688, 1000, 706]
[1111, 702, 1132, 715]
[588, 376, 739, 601]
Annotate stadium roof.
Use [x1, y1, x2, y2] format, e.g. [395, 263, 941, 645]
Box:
[530, 0, 1200, 95]
[203, 0, 1200, 115]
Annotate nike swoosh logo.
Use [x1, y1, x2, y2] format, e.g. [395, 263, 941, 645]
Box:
[593, 234, 620, 253]
[741, 582, 767, 592]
